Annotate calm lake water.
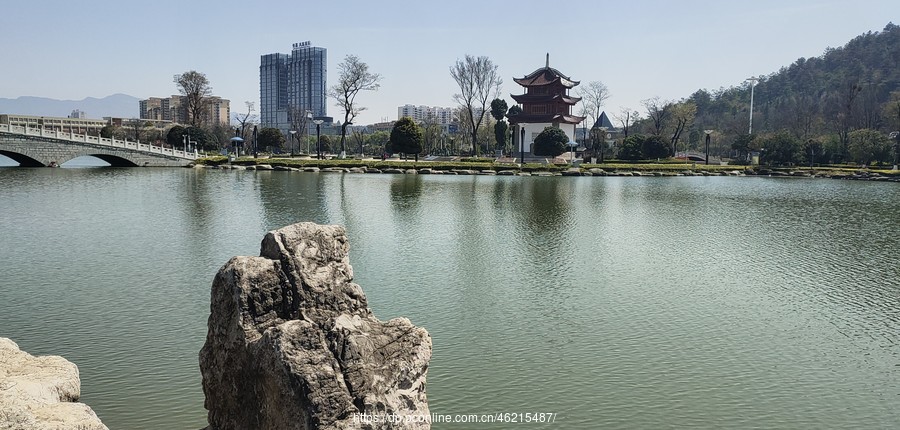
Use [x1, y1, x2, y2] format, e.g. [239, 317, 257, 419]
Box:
[0, 165, 898, 429]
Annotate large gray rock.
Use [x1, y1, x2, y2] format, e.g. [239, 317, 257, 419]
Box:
[0, 337, 108, 430]
[200, 223, 432, 430]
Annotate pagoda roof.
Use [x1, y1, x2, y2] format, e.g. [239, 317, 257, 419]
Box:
[510, 93, 582, 105]
[507, 112, 586, 125]
[513, 56, 580, 89]
[513, 67, 580, 88]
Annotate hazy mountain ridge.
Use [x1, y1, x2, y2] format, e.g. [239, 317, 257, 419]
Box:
[0, 94, 140, 119]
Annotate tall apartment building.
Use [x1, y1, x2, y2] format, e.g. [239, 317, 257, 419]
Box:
[139, 95, 230, 126]
[260, 41, 327, 133]
[397, 104, 455, 125]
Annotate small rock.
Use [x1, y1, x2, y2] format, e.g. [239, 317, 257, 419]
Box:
[0, 338, 109, 430]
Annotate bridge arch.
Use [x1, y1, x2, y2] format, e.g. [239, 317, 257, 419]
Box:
[84, 153, 139, 167]
[0, 149, 46, 167]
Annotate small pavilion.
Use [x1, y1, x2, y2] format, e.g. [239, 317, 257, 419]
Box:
[507, 54, 585, 158]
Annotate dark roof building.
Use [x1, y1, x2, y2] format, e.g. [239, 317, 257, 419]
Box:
[593, 111, 615, 130]
[508, 55, 586, 126]
[508, 55, 585, 158]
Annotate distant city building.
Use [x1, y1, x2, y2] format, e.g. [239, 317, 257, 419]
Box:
[397, 105, 455, 125]
[0, 114, 167, 136]
[68, 109, 86, 119]
[139, 95, 230, 126]
[260, 41, 328, 134]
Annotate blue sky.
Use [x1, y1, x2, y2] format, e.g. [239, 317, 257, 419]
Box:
[1, 0, 897, 125]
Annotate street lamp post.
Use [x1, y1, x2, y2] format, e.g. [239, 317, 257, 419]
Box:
[599, 126, 608, 163]
[182, 134, 187, 153]
[704, 130, 714, 165]
[342, 121, 352, 159]
[520, 126, 525, 166]
[745, 77, 759, 134]
[290, 130, 297, 157]
[252, 126, 258, 158]
[313, 120, 324, 160]
[306, 112, 313, 155]
[890, 131, 899, 170]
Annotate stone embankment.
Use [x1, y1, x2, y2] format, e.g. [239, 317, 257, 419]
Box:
[192, 162, 900, 181]
[0, 337, 108, 430]
[200, 222, 432, 430]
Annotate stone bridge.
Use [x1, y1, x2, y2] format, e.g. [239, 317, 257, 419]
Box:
[0, 124, 197, 167]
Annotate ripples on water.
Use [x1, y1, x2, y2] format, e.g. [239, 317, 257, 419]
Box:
[0, 169, 898, 429]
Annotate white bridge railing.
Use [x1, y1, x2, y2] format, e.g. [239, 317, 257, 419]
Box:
[0, 123, 198, 160]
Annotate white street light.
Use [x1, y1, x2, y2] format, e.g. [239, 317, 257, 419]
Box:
[313, 119, 324, 159]
[569, 140, 578, 165]
[745, 77, 759, 134]
[306, 111, 313, 155]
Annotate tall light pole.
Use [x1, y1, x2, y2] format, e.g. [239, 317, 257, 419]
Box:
[252, 125, 258, 157]
[745, 77, 759, 134]
[704, 130, 714, 165]
[313, 120, 324, 159]
[306, 111, 313, 155]
[599, 126, 608, 163]
[890, 131, 899, 170]
[290, 130, 297, 157]
[569, 140, 577, 165]
[520, 126, 525, 166]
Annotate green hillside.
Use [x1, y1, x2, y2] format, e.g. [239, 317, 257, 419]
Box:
[630, 23, 900, 165]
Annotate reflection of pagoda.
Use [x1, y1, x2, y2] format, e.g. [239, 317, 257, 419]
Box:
[507, 54, 585, 156]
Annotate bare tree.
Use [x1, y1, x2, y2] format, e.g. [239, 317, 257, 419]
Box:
[578, 81, 610, 127]
[450, 55, 502, 156]
[233, 101, 257, 140]
[174, 71, 212, 127]
[289, 106, 312, 154]
[577, 102, 593, 147]
[420, 112, 443, 155]
[668, 102, 697, 155]
[613, 107, 640, 137]
[328, 55, 381, 158]
[642, 96, 671, 136]
[351, 128, 367, 156]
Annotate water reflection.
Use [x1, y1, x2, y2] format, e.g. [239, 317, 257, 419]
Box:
[1, 170, 899, 429]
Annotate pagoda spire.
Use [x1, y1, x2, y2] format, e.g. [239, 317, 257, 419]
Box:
[545, 53, 549, 68]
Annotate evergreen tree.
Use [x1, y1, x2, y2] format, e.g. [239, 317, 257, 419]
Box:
[390, 117, 424, 162]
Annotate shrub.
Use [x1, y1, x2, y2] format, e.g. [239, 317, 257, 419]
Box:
[533, 127, 569, 157]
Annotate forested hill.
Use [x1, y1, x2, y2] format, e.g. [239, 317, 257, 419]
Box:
[632, 23, 900, 164]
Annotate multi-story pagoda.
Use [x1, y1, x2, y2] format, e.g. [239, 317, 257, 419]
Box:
[507, 54, 585, 157]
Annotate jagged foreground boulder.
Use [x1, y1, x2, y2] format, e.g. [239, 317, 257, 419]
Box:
[0, 337, 108, 430]
[200, 223, 432, 430]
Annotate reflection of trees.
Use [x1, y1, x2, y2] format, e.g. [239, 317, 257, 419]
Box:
[389, 174, 423, 213]
[521, 178, 572, 237]
[255, 171, 330, 228]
